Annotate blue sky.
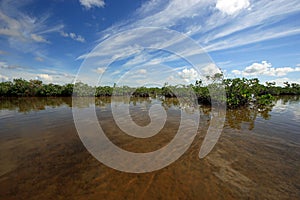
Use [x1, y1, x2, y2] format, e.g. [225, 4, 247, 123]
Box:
[0, 0, 300, 86]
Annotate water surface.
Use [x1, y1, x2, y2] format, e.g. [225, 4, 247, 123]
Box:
[0, 96, 299, 199]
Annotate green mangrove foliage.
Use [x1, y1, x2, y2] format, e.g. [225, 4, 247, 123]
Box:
[1, 78, 300, 108]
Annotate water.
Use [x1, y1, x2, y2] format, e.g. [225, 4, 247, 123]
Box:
[0, 96, 299, 199]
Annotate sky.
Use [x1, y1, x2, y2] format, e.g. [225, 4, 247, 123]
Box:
[0, 0, 300, 86]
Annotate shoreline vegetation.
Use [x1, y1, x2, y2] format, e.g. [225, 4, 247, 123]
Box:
[1, 77, 300, 108]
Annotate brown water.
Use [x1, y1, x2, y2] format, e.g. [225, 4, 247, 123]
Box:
[0, 96, 299, 199]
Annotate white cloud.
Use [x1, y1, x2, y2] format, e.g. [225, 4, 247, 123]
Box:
[0, 74, 9, 81]
[178, 68, 199, 82]
[216, 0, 250, 15]
[270, 77, 300, 86]
[185, 24, 202, 36]
[122, 53, 150, 67]
[60, 31, 69, 37]
[30, 33, 48, 43]
[84, 0, 300, 67]
[167, 75, 175, 82]
[201, 63, 222, 76]
[60, 31, 85, 43]
[231, 69, 241, 75]
[205, 28, 300, 52]
[203, 0, 300, 51]
[69, 33, 76, 39]
[35, 57, 44, 62]
[127, 1, 300, 52]
[108, 65, 185, 87]
[0, 6, 63, 44]
[140, 0, 208, 27]
[76, 35, 85, 43]
[37, 74, 53, 81]
[96, 67, 106, 74]
[79, 0, 105, 9]
[76, 0, 300, 86]
[99, 0, 210, 38]
[77, 40, 141, 60]
[0, 61, 22, 69]
[244, 61, 272, 75]
[0, 61, 8, 68]
[1, 62, 75, 84]
[137, 69, 147, 74]
[111, 70, 121, 75]
[232, 61, 300, 77]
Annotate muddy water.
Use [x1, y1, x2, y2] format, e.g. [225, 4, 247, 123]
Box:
[0, 96, 299, 199]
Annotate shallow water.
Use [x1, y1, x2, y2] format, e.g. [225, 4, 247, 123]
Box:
[0, 96, 299, 199]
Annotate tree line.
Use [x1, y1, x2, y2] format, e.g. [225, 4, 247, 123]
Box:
[0, 78, 299, 108]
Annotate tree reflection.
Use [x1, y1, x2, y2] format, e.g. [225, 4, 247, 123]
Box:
[0, 97, 72, 113]
[225, 104, 275, 130]
[274, 95, 300, 105]
[159, 97, 276, 131]
[0, 96, 157, 113]
[161, 97, 180, 109]
[127, 96, 273, 131]
[0, 96, 293, 131]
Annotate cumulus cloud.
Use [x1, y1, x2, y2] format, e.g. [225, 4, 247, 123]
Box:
[137, 69, 147, 74]
[232, 61, 300, 77]
[0, 74, 9, 81]
[96, 67, 105, 74]
[269, 77, 300, 86]
[60, 31, 85, 42]
[216, 0, 250, 15]
[79, 0, 105, 9]
[1, 63, 75, 84]
[37, 74, 53, 81]
[178, 68, 199, 82]
[201, 63, 222, 76]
